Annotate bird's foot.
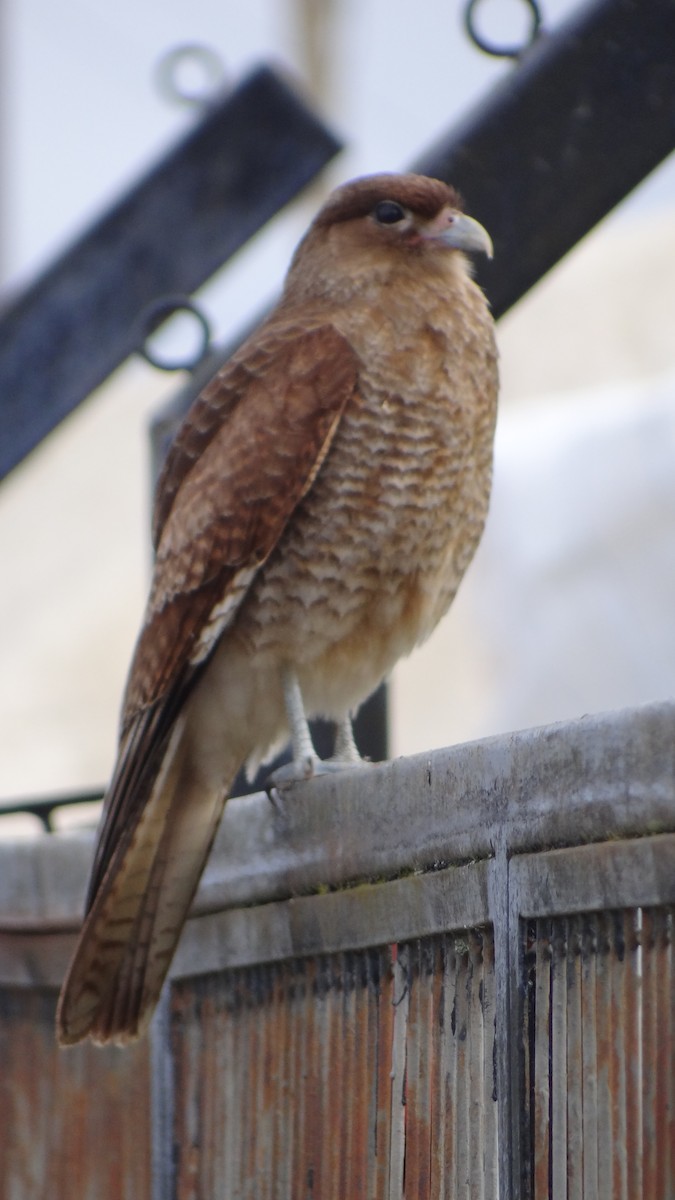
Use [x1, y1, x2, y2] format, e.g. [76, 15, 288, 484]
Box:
[267, 670, 373, 802]
[266, 755, 319, 794]
[265, 752, 368, 800]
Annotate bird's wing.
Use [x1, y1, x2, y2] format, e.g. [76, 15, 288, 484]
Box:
[87, 321, 359, 908]
[57, 321, 358, 1044]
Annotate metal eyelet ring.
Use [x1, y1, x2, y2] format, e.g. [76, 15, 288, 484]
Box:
[137, 296, 212, 372]
[155, 44, 226, 108]
[464, 0, 542, 59]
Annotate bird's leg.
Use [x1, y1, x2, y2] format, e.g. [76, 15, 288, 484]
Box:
[264, 669, 322, 794]
[266, 674, 370, 794]
[283, 667, 321, 774]
[329, 714, 366, 766]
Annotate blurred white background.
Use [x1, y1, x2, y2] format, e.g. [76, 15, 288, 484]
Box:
[1, 0, 674, 830]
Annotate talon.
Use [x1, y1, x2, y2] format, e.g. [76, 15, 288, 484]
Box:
[264, 754, 322, 794]
[265, 782, 285, 811]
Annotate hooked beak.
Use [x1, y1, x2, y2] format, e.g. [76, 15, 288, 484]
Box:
[425, 211, 494, 259]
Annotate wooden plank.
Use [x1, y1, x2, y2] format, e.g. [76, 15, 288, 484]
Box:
[467, 930, 487, 1200]
[659, 908, 675, 1200]
[373, 947, 396, 1200]
[387, 945, 409, 1200]
[608, 912, 628, 1200]
[3, 701, 674, 934]
[550, 922, 568, 1200]
[532, 920, 552, 1200]
[580, 919, 599, 1199]
[594, 913, 613, 1200]
[196, 701, 675, 914]
[512, 834, 675, 920]
[171, 859, 491, 984]
[489, 843, 517, 1200]
[623, 910, 643, 1200]
[641, 909, 658, 1198]
[566, 917, 584, 1200]
[480, 930, 499, 1199]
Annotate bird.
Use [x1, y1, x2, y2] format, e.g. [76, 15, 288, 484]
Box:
[56, 172, 499, 1046]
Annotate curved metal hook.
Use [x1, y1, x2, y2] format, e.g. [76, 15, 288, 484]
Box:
[464, 0, 542, 59]
[155, 44, 227, 108]
[137, 296, 212, 372]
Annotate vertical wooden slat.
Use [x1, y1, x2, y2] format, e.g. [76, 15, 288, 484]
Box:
[277, 962, 294, 1199]
[652, 908, 673, 1200]
[353, 950, 372, 1195]
[580, 918, 599, 1198]
[550, 920, 568, 1200]
[429, 938, 446, 1200]
[198, 989, 217, 1199]
[341, 952, 360, 1197]
[641, 908, 658, 1198]
[373, 947, 395, 1200]
[481, 928, 499, 1198]
[533, 919, 552, 1200]
[609, 911, 628, 1200]
[595, 912, 613, 1200]
[658, 907, 667, 1200]
[388, 943, 409, 1200]
[467, 930, 484, 1200]
[300, 957, 320, 1199]
[313, 956, 333, 1200]
[439, 936, 458, 1200]
[256, 966, 275, 1199]
[565, 917, 584, 1200]
[328, 952, 346, 1199]
[404, 940, 422, 1196]
[455, 936, 472, 1198]
[284, 964, 300, 1200]
[363, 949, 382, 1193]
[313, 957, 328, 1199]
[623, 909, 642, 1200]
[422, 939, 438, 1199]
[520, 922, 535, 1200]
[640, 904, 675, 1200]
[231, 974, 247, 1198]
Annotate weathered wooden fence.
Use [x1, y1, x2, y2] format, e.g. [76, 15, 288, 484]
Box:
[1, 700, 673, 1198]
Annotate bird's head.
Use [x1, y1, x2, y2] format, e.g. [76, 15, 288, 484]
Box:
[284, 172, 493, 304]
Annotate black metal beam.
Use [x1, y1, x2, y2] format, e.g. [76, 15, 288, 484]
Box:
[413, 0, 675, 318]
[0, 66, 342, 481]
[0, 789, 104, 832]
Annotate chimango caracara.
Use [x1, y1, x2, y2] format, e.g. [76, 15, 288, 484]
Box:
[57, 173, 498, 1045]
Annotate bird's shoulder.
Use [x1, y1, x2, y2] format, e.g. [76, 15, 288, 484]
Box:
[152, 317, 360, 549]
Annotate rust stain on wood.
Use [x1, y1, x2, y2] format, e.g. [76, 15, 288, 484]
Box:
[0, 987, 152, 1198]
[169, 930, 498, 1198]
[527, 905, 675, 1200]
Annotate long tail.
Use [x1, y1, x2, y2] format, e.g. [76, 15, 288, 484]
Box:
[56, 730, 240, 1046]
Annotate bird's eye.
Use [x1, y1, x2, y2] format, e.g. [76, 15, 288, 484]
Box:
[373, 200, 406, 225]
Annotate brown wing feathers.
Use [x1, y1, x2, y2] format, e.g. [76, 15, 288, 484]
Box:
[56, 324, 358, 1044]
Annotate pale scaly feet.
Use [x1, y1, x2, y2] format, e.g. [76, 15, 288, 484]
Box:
[265, 670, 370, 796]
